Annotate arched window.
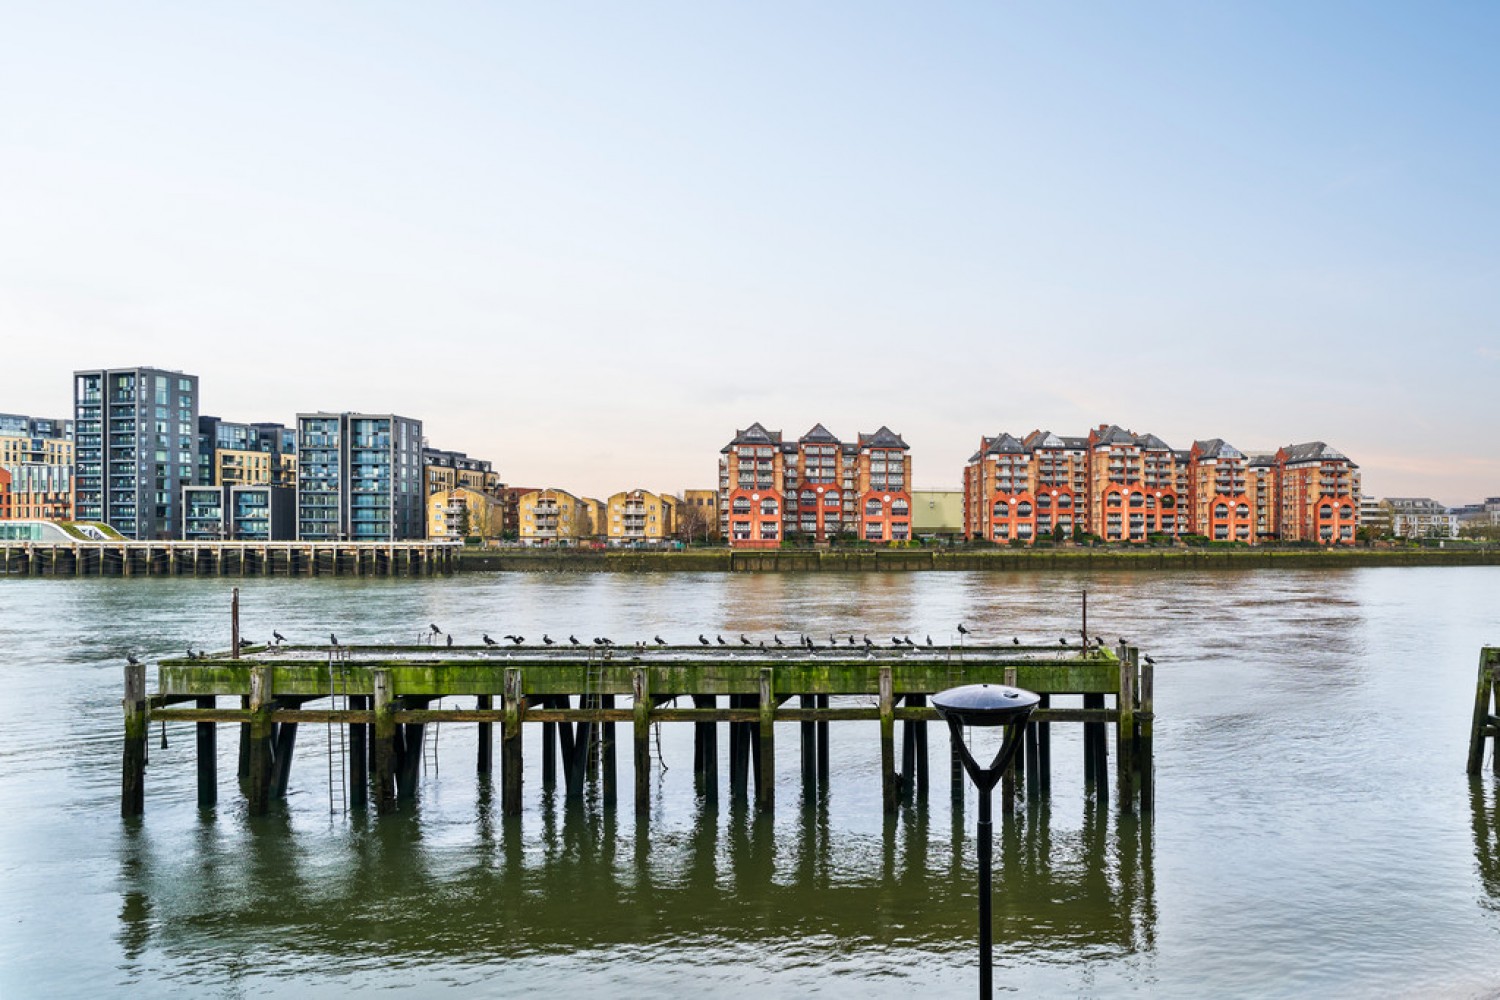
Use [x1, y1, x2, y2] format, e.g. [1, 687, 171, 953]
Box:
[825, 492, 840, 507]
[865, 498, 882, 517]
[1016, 501, 1033, 517]
[1106, 493, 1123, 509]
[1036, 494, 1052, 510]
[1128, 494, 1144, 508]
[760, 499, 779, 516]
[1214, 504, 1229, 519]
[732, 498, 750, 515]
[1236, 504, 1250, 518]
[992, 500, 1009, 518]
[891, 499, 909, 516]
[1057, 494, 1073, 509]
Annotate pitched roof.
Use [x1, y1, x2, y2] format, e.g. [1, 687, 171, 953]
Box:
[1280, 441, 1353, 465]
[799, 423, 840, 444]
[1193, 439, 1245, 460]
[1137, 432, 1173, 451]
[858, 425, 908, 450]
[721, 422, 783, 452]
[984, 432, 1026, 455]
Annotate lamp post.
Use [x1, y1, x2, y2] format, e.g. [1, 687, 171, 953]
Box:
[932, 683, 1040, 1000]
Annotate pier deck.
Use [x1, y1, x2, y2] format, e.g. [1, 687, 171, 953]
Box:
[128, 639, 1154, 820]
[3, 540, 456, 577]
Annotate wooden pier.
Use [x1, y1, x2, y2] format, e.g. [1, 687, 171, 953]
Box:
[126, 640, 1155, 820]
[2, 540, 456, 577]
[1468, 647, 1500, 774]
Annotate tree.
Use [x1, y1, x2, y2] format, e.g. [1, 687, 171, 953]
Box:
[676, 499, 712, 543]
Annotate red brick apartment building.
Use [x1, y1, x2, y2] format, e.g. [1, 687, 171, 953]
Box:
[718, 423, 912, 548]
[964, 425, 1359, 546]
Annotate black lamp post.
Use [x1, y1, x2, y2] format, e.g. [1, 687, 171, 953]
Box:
[932, 683, 1040, 1000]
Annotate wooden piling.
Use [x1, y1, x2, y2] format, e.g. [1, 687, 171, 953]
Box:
[1468, 648, 1500, 775]
[349, 694, 368, 809]
[246, 665, 275, 816]
[879, 666, 897, 814]
[122, 662, 147, 817]
[1138, 649, 1154, 811]
[800, 694, 816, 791]
[601, 693, 617, 806]
[816, 694, 830, 786]
[757, 668, 775, 813]
[196, 695, 216, 809]
[373, 670, 396, 814]
[270, 716, 299, 799]
[1117, 648, 1136, 814]
[632, 667, 650, 814]
[501, 668, 522, 816]
[477, 694, 493, 775]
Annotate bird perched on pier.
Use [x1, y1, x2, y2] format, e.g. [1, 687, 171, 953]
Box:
[483, 633, 497, 646]
[126, 653, 141, 665]
[903, 636, 915, 647]
[890, 636, 902, 646]
[862, 635, 873, 649]
[1118, 637, 1127, 647]
[829, 634, 837, 647]
[186, 646, 197, 660]
[654, 635, 666, 646]
[774, 634, 783, 646]
[740, 634, 750, 646]
[957, 623, 970, 635]
[509, 635, 525, 645]
[329, 633, 339, 647]
[1144, 655, 1157, 666]
[446, 634, 453, 647]
[569, 635, 580, 646]
[543, 634, 554, 646]
[716, 635, 726, 646]
[430, 624, 441, 636]
[847, 635, 856, 646]
[505, 634, 518, 643]
[804, 635, 815, 650]
[239, 638, 254, 648]
[273, 630, 286, 645]
[699, 634, 710, 646]
[1012, 637, 1020, 645]
[926, 635, 933, 647]
[759, 640, 766, 650]
[1059, 637, 1068, 646]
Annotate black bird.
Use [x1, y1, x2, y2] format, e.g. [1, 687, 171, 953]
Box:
[510, 635, 525, 645]
[273, 630, 286, 645]
[329, 633, 339, 647]
[239, 637, 254, 648]
[601, 637, 614, 646]
[759, 640, 766, 650]
[1144, 655, 1157, 666]
[891, 636, 902, 646]
[926, 635, 933, 647]
[446, 634, 453, 647]
[829, 634, 837, 647]
[740, 634, 751, 646]
[1118, 637, 1127, 647]
[543, 634, 555, 646]
[186, 646, 196, 659]
[862, 635, 873, 649]
[126, 653, 141, 666]
[505, 634, 518, 643]
[804, 635, 814, 650]
[699, 634, 710, 646]
[774, 634, 784, 646]
[654, 635, 666, 646]
[483, 633, 497, 646]
[716, 635, 727, 646]
[903, 635, 915, 647]
[430, 624, 441, 636]
[847, 635, 856, 646]
[957, 623, 971, 635]
[1059, 637, 1068, 646]
[1012, 637, 1020, 645]
[569, 635, 581, 646]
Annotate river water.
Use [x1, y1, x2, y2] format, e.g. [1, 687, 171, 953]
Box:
[2, 568, 1499, 998]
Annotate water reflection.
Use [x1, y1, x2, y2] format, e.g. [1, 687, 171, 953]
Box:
[1472, 778, 1500, 910]
[115, 798, 1155, 983]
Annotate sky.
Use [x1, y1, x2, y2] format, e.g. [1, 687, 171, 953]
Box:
[2, 2, 1497, 503]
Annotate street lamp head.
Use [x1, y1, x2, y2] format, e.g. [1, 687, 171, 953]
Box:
[932, 683, 1040, 727]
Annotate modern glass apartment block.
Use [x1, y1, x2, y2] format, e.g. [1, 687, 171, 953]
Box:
[182, 484, 295, 540]
[73, 367, 199, 539]
[296, 413, 424, 541]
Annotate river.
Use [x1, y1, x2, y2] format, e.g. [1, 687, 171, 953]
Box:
[2, 568, 1498, 997]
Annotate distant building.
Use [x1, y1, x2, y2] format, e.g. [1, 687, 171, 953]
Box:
[677, 489, 719, 541]
[182, 484, 296, 541]
[296, 412, 424, 541]
[1382, 497, 1458, 539]
[1275, 442, 1360, 545]
[1187, 439, 1254, 542]
[1359, 496, 1390, 536]
[516, 488, 596, 546]
[73, 367, 200, 539]
[423, 447, 500, 497]
[911, 490, 964, 542]
[427, 486, 504, 541]
[198, 417, 297, 489]
[604, 490, 676, 546]
[0, 413, 75, 522]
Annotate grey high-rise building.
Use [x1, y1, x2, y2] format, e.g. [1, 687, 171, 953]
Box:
[296, 412, 424, 541]
[73, 367, 200, 539]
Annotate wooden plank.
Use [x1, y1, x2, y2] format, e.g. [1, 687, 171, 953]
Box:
[246, 666, 275, 816]
[757, 668, 774, 813]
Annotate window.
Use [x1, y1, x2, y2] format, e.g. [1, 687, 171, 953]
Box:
[1058, 494, 1073, 509]
[865, 498, 882, 516]
[1036, 494, 1052, 510]
[1016, 501, 1033, 517]
[891, 499, 908, 516]
[825, 492, 840, 507]
[760, 498, 778, 516]
[732, 498, 751, 514]
[992, 500, 1009, 517]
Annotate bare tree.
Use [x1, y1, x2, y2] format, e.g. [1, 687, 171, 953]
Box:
[676, 499, 712, 543]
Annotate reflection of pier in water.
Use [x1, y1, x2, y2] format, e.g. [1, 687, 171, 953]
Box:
[116, 796, 1154, 967]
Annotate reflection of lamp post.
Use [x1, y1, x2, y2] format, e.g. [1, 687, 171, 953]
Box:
[932, 683, 1040, 1000]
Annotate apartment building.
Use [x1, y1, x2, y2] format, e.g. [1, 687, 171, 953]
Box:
[296, 412, 425, 541]
[427, 486, 504, 541]
[718, 423, 913, 548]
[516, 488, 599, 546]
[423, 448, 500, 497]
[1186, 439, 1255, 542]
[198, 417, 297, 489]
[677, 489, 719, 541]
[1085, 425, 1181, 543]
[962, 430, 1088, 543]
[73, 367, 199, 539]
[1383, 497, 1458, 539]
[182, 483, 295, 541]
[0, 413, 75, 522]
[604, 489, 676, 546]
[1275, 442, 1360, 545]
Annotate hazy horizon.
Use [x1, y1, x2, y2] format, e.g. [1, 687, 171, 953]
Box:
[3, 4, 1496, 505]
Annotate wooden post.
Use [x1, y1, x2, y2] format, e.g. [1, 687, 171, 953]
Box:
[1084, 692, 1107, 796]
[912, 693, 929, 799]
[1117, 648, 1136, 815]
[270, 716, 299, 799]
[1139, 649, 1154, 811]
[122, 661, 147, 817]
[502, 668, 523, 816]
[230, 587, 240, 660]
[880, 666, 897, 814]
[237, 695, 250, 780]
[1002, 666, 1018, 813]
[541, 717, 557, 790]
[757, 668, 775, 813]
[900, 693, 916, 801]
[349, 694, 368, 809]
[477, 694, 493, 775]
[632, 667, 650, 815]
[1038, 693, 1051, 794]
[196, 695, 216, 809]
[799, 694, 816, 792]
[1469, 649, 1498, 775]
[373, 670, 396, 814]
[602, 693, 617, 807]
[247, 665, 275, 816]
[729, 695, 748, 800]
[693, 694, 717, 803]
[816, 694, 830, 787]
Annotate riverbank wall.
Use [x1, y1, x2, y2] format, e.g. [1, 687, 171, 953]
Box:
[455, 546, 1500, 573]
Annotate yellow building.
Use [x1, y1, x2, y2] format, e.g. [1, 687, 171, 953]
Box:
[0, 433, 73, 468]
[214, 447, 276, 486]
[678, 489, 718, 541]
[427, 486, 503, 541]
[605, 490, 676, 546]
[517, 489, 596, 546]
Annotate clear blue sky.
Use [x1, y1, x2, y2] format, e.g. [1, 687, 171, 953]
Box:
[2, 3, 1496, 502]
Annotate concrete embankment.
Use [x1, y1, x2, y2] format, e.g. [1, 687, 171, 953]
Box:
[455, 547, 1500, 573]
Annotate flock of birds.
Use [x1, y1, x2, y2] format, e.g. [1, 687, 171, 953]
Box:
[138, 623, 1155, 666]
